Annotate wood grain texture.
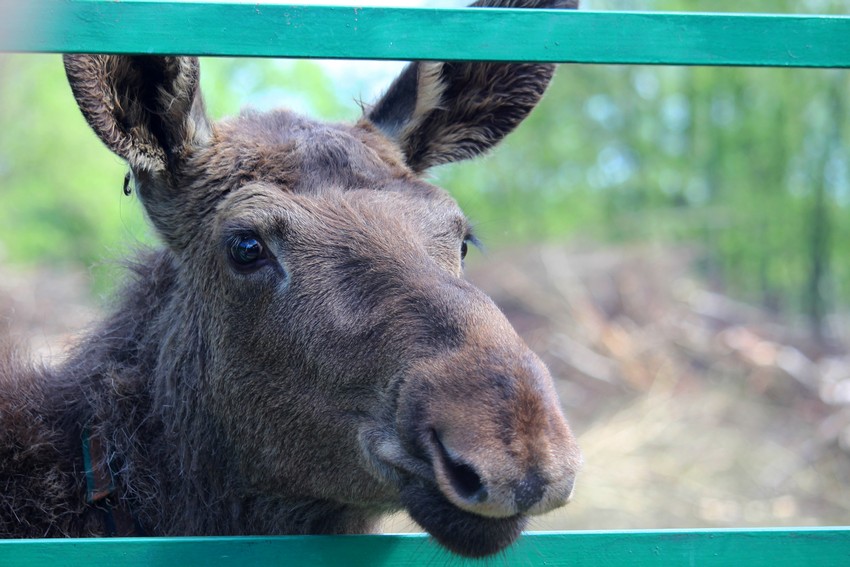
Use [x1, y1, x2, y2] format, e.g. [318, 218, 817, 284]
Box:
[0, 1, 848, 67]
[1, 528, 849, 566]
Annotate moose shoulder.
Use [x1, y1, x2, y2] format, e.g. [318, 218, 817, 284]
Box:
[0, 0, 581, 558]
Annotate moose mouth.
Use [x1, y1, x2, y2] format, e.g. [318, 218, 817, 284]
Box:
[399, 479, 527, 558]
[359, 426, 528, 557]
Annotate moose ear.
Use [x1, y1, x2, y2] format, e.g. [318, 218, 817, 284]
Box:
[63, 54, 211, 177]
[365, 0, 578, 173]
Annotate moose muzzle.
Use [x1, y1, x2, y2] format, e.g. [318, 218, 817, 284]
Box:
[398, 345, 581, 520]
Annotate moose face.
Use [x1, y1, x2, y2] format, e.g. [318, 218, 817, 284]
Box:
[63, 7, 581, 553]
[185, 110, 579, 556]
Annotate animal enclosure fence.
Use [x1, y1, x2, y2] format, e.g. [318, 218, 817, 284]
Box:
[1, 0, 849, 565]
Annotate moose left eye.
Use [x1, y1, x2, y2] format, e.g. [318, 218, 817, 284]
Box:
[461, 234, 479, 261]
[228, 234, 266, 271]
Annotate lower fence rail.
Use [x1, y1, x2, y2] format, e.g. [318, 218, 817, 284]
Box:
[1, 527, 848, 566]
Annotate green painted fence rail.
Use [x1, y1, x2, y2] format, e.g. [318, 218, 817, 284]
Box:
[1, 528, 849, 566]
[0, 1, 849, 67]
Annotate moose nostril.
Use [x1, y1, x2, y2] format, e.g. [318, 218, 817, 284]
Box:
[431, 431, 488, 503]
[514, 468, 546, 513]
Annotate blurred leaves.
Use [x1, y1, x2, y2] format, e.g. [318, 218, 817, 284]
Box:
[436, 0, 850, 339]
[0, 54, 147, 276]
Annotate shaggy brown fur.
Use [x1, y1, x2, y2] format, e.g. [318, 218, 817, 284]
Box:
[0, 0, 581, 558]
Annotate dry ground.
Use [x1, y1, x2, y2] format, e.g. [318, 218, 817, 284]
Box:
[2, 244, 848, 532]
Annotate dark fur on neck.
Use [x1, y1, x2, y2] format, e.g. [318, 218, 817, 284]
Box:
[0, 250, 380, 537]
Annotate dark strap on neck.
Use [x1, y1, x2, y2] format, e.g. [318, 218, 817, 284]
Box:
[82, 427, 145, 536]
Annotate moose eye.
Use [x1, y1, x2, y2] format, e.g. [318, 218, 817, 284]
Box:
[228, 234, 267, 271]
[461, 234, 478, 262]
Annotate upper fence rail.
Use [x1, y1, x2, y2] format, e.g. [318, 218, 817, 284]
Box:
[0, 0, 849, 68]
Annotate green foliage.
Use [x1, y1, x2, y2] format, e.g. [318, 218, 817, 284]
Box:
[0, 54, 148, 290]
[435, 21, 850, 329]
[199, 58, 353, 122]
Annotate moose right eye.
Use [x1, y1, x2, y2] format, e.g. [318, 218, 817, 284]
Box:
[228, 234, 267, 271]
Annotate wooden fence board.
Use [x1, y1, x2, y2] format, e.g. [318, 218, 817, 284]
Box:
[0, 1, 848, 67]
[2, 528, 849, 566]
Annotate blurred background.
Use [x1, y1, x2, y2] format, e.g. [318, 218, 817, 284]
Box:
[0, 0, 848, 532]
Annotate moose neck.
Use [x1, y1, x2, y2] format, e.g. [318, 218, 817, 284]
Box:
[51, 249, 371, 535]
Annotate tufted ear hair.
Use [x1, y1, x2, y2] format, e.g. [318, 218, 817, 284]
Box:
[64, 55, 211, 176]
[64, 54, 212, 243]
[365, 0, 578, 173]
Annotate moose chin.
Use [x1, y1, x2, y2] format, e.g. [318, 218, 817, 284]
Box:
[0, 0, 581, 558]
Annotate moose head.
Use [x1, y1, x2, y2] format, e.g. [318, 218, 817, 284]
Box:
[59, 0, 581, 557]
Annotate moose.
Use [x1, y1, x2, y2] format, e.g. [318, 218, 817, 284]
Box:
[0, 0, 581, 558]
